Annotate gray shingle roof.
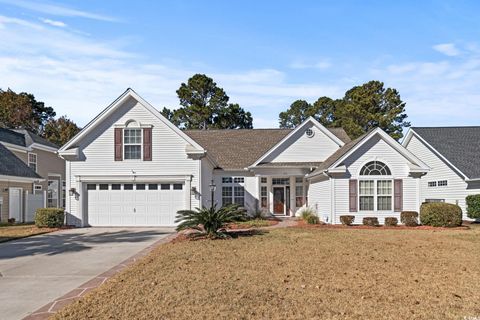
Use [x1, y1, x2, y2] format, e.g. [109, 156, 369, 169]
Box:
[0, 128, 26, 147]
[0, 143, 42, 179]
[412, 126, 480, 179]
[13, 129, 59, 149]
[185, 127, 351, 170]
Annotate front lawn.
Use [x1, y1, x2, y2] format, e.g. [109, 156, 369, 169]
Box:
[54, 225, 480, 319]
[0, 224, 59, 243]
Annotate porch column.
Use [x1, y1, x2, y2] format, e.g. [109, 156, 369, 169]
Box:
[289, 176, 295, 216]
[267, 176, 273, 214]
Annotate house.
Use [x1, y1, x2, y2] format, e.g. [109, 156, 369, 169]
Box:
[403, 126, 480, 220]
[0, 143, 42, 222]
[59, 89, 431, 226]
[0, 128, 66, 222]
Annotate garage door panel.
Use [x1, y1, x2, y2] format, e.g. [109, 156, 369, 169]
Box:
[87, 183, 185, 226]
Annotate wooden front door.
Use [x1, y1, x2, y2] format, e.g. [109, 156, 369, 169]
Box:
[273, 187, 285, 215]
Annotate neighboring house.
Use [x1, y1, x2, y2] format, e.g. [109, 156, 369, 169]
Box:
[59, 89, 431, 226]
[0, 128, 66, 221]
[403, 127, 480, 220]
[0, 143, 42, 222]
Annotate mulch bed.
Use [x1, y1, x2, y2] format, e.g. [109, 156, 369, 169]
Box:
[295, 219, 471, 230]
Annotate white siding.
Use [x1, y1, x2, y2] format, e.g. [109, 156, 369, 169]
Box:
[265, 124, 340, 163]
[405, 134, 476, 219]
[308, 175, 331, 222]
[333, 134, 419, 224]
[66, 98, 201, 226]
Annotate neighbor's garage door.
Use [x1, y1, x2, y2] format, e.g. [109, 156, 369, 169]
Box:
[86, 182, 185, 226]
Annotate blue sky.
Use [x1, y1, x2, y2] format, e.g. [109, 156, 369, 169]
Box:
[1, 0, 479, 128]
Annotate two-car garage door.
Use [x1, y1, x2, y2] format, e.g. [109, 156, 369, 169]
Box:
[86, 182, 185, 226]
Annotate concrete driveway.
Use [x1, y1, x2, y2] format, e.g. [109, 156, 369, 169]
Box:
[0, 227, 174, 320]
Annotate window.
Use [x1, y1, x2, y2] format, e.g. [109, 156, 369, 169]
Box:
[359, 180, 393, 211]
[136, 184, 146, 190]
[359, 180, 374, 210]
[428, 181, 437, 187]
[222, 186, 233, 205]
[438, 180, 448, 187]
[272, 178, 290, 185]
[305, 128, 314, 138]
[360, 161, 391, 176]
[28, 153, 37, 172]
[148, 184, 158, 190]
[34, 184, 43, 195]
[111, 184, 121, 190]
[295, 185, 304, 207]
[222, 177, 232, 183]
[261, 177, 267, 184]
[86, 184, 96, 190]
[295, 177, 303, 183]
[161, 184, 170, 190]
[62, 181, 66, 208]
[222, 177, 245, 206]
[47, 180, 59, 207]
[260, 186, 268, 208]
[124, 128, 142, 160]
[123, 184, 133, 190]
[99, 184, 108, 190]
[173, 184, 183, 190]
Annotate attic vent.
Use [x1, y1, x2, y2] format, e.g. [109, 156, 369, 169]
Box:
[305, 128, 314, 138]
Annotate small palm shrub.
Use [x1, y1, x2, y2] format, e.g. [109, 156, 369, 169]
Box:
[466, 194, 480, 219]
[420, 202, 462, 227]
[400, 211, 419, 227]
[35, 208, 64, 228]
[175, 204, 247, 238]
[340, 215, 355, 226]
[362, 217, 379, 227]
[384, 217, 398, 226]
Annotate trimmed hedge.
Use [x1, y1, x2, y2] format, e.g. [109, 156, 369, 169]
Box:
[362, 217, 379, 227]
[466, 194, 480, 219]
[340, 215, 355, 226]
[420, 202, 462, 227]
[400, 211, 419, 227]
[35, 208, 64, 228]
[384, 217, 398, 226]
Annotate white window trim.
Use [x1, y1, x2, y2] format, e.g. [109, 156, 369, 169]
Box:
[28, 152, 37, 172]
[221, 176, 245, 206]
[123, 128, 143, 160]
[358, 178, 394, 212]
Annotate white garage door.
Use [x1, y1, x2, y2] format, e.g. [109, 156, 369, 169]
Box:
[87, 182, 185, 226]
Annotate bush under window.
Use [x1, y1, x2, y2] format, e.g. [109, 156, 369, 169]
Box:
[466, 194, 480, 219]
[384, 217, 398, 226]
[340, 215, 355, 226]
[400, 211, 419, 227]
[362, 217, 379, 226]
[35, 208, 65, 228]
[420, 203, 462, 227]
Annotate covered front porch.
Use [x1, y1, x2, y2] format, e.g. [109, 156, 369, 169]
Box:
[250, 163, 318, 216]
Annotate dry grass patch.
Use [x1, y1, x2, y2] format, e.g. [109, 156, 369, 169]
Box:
[0, 224, 59, 243]
[54, 225, 480, 320]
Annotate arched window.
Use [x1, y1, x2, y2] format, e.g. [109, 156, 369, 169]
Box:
[124, 120, 142, 160]
[360, 161, 391, 176]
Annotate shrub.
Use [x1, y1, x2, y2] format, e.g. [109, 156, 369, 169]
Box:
[7, 218, 15, 224]
[35, 208, 64, 228]
[299, 207, 316, 220]
[420, 202, 462, 227]
[466, 194, 480, 219]
[175, 204, 247, 238]
[362, 217, 379, 227]
[340, 215, 355, 226]
[400, 211, 419, 227]
[305, 214, 320, 224]
[384, 217, 398, 226]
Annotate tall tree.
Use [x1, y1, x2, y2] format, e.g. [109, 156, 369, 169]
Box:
[164, 74, 253, 129]
[43, 116, 81, 146]
[335, 81, 409, 140]
[0, 88, 55, 134]
[277, 81, 410, 139]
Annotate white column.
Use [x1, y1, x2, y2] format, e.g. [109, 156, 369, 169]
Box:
[289, 176, 296, 216]
[267, 176, 273, 214]
[185, 177, 192, 210]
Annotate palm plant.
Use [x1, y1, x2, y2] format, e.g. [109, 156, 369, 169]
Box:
[175, 204, 247, 238]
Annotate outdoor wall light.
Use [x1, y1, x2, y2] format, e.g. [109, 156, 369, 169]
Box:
[69, 188, 76, 196]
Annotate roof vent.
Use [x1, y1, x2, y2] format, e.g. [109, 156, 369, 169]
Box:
[305, 128, 314, 138]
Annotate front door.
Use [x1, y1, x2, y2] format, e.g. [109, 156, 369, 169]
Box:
[273, 187, 285, 215]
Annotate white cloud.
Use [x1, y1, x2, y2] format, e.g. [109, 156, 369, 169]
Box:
[433, 43, 461, 56]
[0, 0, 117, 22]
[289, 59, 331, 70]
[40, 18, 66, 27]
